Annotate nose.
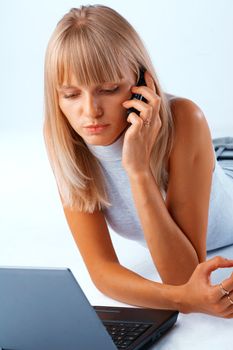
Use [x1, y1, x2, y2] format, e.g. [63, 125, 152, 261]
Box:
[83, 93, 103, 118]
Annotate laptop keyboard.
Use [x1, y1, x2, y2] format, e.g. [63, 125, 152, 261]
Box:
[104, 322, 152, 349]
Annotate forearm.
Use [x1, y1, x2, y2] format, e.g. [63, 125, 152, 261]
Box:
[94, 262, 183, 311]
[128, 170, 199, 285]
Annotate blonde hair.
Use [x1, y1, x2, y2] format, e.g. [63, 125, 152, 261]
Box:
[43, 4, 174, 213]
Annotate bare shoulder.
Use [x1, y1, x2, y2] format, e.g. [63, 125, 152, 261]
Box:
[165, 93, 207, 129]
[165, 93, 215, 171]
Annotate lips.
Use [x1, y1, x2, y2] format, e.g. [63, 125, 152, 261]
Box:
[84, 124, 109, 134]
[85, 124, 109, 128]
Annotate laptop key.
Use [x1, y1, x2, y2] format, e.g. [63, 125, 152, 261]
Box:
[127, 331, 141, 336]
[104, 322, 153, 349]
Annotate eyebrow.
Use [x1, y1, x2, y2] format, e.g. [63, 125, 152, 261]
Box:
[57, 81, 122, 92]
[57, 85, 79, 92]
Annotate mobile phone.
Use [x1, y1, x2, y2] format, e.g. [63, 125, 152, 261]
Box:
[126, 67, 147, 117]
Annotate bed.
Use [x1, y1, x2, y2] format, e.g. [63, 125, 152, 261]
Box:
[0, 132, 232, 349]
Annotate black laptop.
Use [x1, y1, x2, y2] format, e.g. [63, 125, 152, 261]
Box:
[0, 267, 178, 350]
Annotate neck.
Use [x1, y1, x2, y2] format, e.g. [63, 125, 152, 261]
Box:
[85, 127, 128, 161]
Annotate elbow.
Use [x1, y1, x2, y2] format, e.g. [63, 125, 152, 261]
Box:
[161, 248, 205, 286]
[89, 270, 108, 294]
[89, 262, 120, 295]
[162, 257, 199, 286]
[92, 275, 109, 295]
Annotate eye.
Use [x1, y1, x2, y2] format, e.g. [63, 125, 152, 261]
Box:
[63, 86, 119, 99]
[63, 93, 80, 99]
[101, 86, 119, 93]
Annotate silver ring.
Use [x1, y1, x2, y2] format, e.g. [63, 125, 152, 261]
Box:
[219, 283, 230, 296]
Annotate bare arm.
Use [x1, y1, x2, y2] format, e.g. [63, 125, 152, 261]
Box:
[61, 203, 233, 318]
[93, 261, 181, 310]
[62, 206, 181, 310]
[126, 99, 215, 285]
[128, 169, 199, 285]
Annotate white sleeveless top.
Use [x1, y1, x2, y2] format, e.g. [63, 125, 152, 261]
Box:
[86, 130, 233, 251]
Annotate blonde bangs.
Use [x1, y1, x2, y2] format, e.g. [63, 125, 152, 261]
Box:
[55, 26, 135, 89]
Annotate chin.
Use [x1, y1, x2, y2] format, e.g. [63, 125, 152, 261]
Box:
[82, 125, 128, 146]
[82, 135, 112, 146]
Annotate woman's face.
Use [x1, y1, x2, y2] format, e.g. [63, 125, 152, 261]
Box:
[57, 67, 136, 145]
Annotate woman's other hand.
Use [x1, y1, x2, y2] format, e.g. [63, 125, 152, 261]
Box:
[179, 256, 233, 318]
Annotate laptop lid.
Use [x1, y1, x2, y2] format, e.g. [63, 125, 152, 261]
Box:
[0, 267, 178, 350]
[0, 267, 117, 350]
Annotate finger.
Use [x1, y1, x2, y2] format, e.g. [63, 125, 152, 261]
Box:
[202, 256, 233, 275]
[223, 313, 233, 319]
[126, 112, 143, 129]
[222, 305, 233, 318]
[131, 85, 160, 107]
[207, 286, 233, 318]
[127, 111, 153, 128]
[225, 292, 233, 307]
[144, 70, 156, 93]
[219, 300, 233, 318]
[123, 98, 151, 114]
[218, 284, 233, 302]
[219, 271, 233, 296]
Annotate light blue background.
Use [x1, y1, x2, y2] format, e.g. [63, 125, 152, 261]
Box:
[0, 0, 233, 135]
[1, 2, 233, 348]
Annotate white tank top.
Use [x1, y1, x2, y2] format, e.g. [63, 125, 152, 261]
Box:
[86, 130, 233, 251]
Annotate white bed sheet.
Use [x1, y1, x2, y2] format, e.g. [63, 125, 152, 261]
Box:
[0, 131, 233, 349]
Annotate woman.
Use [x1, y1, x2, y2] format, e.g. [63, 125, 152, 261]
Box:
[43, 5, 233, 318]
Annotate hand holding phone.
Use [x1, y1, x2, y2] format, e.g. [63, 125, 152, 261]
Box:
[126, 67, 148, 117]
